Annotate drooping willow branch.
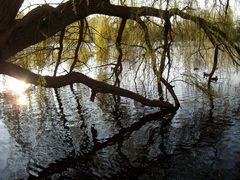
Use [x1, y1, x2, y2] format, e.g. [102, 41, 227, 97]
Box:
[137, 18, 157, 74]
[160, 77, 180, 108]
[0, 62, 174, 108]
[159, 12, 172, 77]
[53, 28, 65, 76]
[114, 18, 126, 87]
[137, 18, 164, 99]
[70, 19, 85, 72]
[207, 45, 219, 87]
[1, 0, 239, 63]
[137, 17, 179, 105]
[0, 0, 239, 110]
[219, 0, 230, 18]
[169, 8, 240, 62]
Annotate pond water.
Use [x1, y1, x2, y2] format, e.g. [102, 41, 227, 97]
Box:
[0, 55, 240, 179]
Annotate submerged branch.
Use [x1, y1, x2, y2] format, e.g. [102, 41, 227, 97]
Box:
[160, 77, 180, 108]
[207, 45, 219, 87]
[0, 62, 174, 108]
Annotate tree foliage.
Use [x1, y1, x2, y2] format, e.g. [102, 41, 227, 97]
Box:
[0, 0, 239, 109]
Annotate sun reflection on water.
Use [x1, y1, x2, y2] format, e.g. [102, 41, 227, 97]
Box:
[3, 77, 30, 106]
[16, 94, 28, 106]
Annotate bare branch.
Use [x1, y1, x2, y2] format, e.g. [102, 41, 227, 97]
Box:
[70, 19, 85, 72]
[0, 0, 24, 30]
[0, 62, 174, 108]
[207, 45, 219, 87]
[114, 18, 126, 87]
[54, 28, 65, 76]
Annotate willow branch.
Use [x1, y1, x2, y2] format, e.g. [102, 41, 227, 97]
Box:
[160, 77, 180, 108]
[0, 62, 174, 108]
[137, 19, 158, 75]
[54, 28, 65, 76]
[114, 18, 126, 87]
[159, 12, 171, 77]
[1, 1, 239, 63]
[70, 19, 85, 72]
[208, 45, 219, 87]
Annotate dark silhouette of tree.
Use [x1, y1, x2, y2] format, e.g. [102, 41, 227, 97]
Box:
[0, 0, 239, 109]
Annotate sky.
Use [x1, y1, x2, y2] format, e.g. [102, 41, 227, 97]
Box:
[21, 0, 240, 19]
[21, 0, 64, 10]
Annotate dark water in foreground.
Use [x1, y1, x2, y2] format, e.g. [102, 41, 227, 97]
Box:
[0, 61, 240, 179]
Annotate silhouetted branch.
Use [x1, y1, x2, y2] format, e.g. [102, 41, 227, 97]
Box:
[208, 45, 219, 87]
[114, 18, 126, 87]
[0, 62, 174, 108]
[54, 28, 65, 76]
[70, 19, 85, 72]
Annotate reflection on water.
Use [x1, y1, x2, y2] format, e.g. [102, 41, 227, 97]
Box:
[0, 58, 240, 179]
[0, 121, 10, 172]
[0, 76, 29, 107]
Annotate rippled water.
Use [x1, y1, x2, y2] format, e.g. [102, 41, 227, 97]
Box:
[0, 58, 240, 179]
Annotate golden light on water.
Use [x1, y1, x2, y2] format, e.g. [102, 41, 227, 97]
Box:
[5, 77, 30, 106]
[6, 78, 28, 93]
[16, 94, 28, 106]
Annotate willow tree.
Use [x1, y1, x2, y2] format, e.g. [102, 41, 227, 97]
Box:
[0, 0, 239, 110]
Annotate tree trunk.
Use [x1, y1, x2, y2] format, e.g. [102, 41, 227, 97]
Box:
[0, 0, 23, 48]
[0, 0, 23, 31]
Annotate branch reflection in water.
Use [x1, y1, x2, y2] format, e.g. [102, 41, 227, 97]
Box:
[0, 51, 240, 179]
[28, 108, 176, 179]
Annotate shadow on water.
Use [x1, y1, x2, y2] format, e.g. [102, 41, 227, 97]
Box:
[28, 108, 176, 179]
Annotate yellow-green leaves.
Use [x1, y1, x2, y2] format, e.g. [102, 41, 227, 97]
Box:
[93, 16, 113, 62]
[37, 76, 47, 86]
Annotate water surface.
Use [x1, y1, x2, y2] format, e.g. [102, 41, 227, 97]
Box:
[0, 57, 240, 179]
